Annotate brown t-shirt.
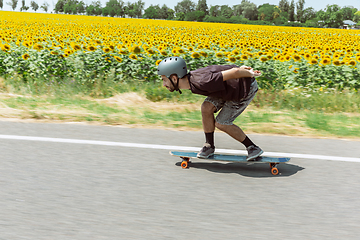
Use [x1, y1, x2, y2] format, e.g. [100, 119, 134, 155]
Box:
[188, 65, 254, 101]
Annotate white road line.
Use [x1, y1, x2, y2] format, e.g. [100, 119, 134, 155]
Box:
[1, 134, 360, 163]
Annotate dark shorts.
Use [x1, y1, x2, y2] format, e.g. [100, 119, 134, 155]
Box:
[204, 80, 258, 125]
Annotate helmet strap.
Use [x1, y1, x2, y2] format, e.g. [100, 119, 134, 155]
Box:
[169, 75, 182, 94]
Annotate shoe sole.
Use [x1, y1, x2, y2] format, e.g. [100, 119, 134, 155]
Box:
[247, 150, 264, 161]
[197, 152, 214, 159]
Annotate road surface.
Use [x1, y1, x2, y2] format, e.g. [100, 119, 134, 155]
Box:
[0, 120, 360, 239]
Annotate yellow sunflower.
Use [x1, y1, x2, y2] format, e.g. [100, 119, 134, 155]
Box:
[131, 45, 141, 54]
[114, 56, 122, 63]
[232, 49, 240, 55]
[119, 49, 129, 54]
[177, 48, 185, 54]
[1, 44, 10, 51]
[292, 54, 301, 62]
[70, 42, 81, 51]
[146, 49, 155, 55]
[333, 54, 340, 59]
[200, 51, 208, 57]
[333, 60, 341, 66]
[191, 52, 201, 59]
[347, 60, 356, 66]
[87, 46, 96, 51]
[156, 59, 162, 66]
[103, 47, 110, 53]
[320, 58, 331, 66]
[260, 56, 268, 62]
[304, 53, 311, 60]
[22, 53, 30, 60]
[309, 59, 318, 65]
[216, 52, 223, 58]
[228, 56, 236, 62]
[129, 54, 138, 60]
[33, 43, 43, 51]
[22, 41, 31, 48]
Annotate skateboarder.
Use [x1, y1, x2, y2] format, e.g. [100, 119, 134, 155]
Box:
[157, 56, 263, 161]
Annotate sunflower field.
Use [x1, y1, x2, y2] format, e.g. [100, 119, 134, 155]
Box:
[1, 11, 360, 92]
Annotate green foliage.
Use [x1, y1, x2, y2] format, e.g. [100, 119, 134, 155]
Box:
[185, 10, 206, 22]
[203, 15, 249, 24]
[174, 0, 195, 15]
[7, 0, 18, 10]
[288, 0, 296, 21]
[354, 11, 360, 23]
[257, 3, 279, 22]
[254, 88, 360, 113]
[30, 0, 39, 12]
[46, 0, 360, 28]
[143, 5, 159, 19]
[317, 5, 344, 28]
[40, 2, 50, 12]
[145, 85, 174, 101]
[295, 0, 305, 23]
[1, 42, 359, 98]
[196, 0, 208, 15]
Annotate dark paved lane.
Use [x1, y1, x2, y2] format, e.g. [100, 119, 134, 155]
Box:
[1, 121, 359, 239]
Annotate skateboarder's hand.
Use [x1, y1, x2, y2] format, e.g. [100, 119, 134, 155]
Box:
[250, 69, 262, 77]
[240, 65, 253, 70]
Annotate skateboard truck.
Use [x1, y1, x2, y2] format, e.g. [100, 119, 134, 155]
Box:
[180, 157, 191, 169]
[269, 163, 279, 175]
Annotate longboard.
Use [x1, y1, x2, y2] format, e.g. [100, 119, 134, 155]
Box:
[170, 151, 290, 175]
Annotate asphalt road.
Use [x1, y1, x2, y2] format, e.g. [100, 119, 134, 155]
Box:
[1, 120, 360, 239]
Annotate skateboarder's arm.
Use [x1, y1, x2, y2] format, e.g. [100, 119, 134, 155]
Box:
[221, 67, 261, 81]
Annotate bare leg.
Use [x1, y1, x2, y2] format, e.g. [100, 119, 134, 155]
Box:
[202, 101, 246, 142]
[201, 101, 216, 133]
[216, 122, 263, 160]
[215, 122, 246, 143]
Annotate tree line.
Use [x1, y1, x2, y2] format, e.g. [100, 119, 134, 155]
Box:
[1, 0, 49, 11]
[1, 0, 360, 28]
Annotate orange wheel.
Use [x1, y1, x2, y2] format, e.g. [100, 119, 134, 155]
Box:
[181, 161, 188, 169]
[271, 167, 279, 175]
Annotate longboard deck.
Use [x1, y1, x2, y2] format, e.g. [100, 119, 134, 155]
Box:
[170, 151, 290, 175]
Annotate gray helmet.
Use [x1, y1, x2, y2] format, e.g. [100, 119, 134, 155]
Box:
[157, 57, 187, 78]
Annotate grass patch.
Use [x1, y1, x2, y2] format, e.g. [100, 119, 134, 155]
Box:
[305, 113, 360, 137]
[254, 88, 360, 113]
[1, 75, 360, 139]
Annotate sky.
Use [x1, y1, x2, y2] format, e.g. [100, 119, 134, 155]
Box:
[0, 0, 359, 13]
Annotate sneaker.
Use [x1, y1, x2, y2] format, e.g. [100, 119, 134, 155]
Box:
[197, 143, 215, 159]
[246, 145, 263, 161]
